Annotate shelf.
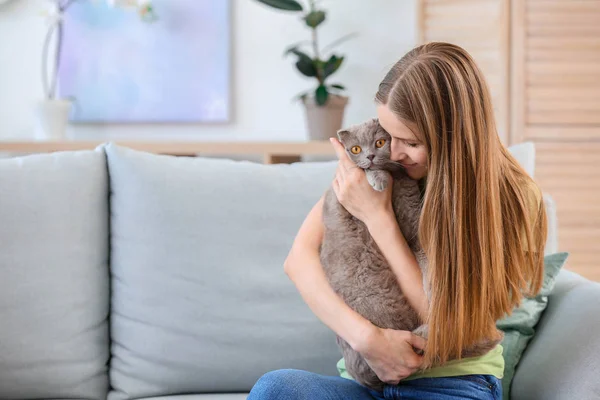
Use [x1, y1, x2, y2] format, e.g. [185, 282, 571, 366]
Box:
[0, 140, 337, 164]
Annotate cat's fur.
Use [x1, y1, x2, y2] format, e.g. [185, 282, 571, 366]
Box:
[320, 118, 500, 391]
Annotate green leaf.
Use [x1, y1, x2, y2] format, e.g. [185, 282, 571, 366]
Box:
[323, 55, 344, 79]
[282, 41, 312, 56]
[295, 57, 317, 77]
[304, 10, 326, 28]
[285, 46, 311, 59]
[286, 47, 317, 77]
[313, 58, 325, 71]
[255, 0, 303, 11]
[316, 85, 329, 106]
[330, 84, 345, 90]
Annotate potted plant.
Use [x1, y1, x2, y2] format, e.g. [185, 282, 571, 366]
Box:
[255, 0, 354, 140]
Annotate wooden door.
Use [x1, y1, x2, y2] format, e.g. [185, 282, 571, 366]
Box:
[511, 0, 600, 281]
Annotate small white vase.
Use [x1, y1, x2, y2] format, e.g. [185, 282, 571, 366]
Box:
[33, 99, 73, 140]
[303, 95, 349, 141]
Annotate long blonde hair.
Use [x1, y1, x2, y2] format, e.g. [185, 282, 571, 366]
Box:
[375, 42, 547, 367]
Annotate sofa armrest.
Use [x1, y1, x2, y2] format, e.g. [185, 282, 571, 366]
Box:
[511, 270, 600, 399]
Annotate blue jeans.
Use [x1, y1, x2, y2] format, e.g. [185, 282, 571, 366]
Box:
[247, 369, 502, 400]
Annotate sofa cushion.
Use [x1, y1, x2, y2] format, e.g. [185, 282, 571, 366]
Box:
[105, 144, 340, 400]
[507, 141, 535, 178]
[496, 252, 569, 400]
[511, 274, 600, 400]
[0, 149, 110, 400]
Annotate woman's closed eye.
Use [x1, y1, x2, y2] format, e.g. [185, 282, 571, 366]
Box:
[392, 137, 419, 148]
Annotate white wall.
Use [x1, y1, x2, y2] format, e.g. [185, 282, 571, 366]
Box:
[0, 0, 417, 141]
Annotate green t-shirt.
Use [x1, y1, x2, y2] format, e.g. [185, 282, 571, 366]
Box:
[336, 344, 504, 382]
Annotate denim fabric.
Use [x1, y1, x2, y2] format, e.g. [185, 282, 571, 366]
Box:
[248, 369, 502, 400]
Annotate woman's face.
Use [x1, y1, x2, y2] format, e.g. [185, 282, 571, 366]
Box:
[377, 104, 428, 180]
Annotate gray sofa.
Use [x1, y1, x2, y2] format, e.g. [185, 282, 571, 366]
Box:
[0, 143, 599, 400]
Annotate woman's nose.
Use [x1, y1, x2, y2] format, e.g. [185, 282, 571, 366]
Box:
[391, 148, 404, 161]
[390, 141, 401, 157]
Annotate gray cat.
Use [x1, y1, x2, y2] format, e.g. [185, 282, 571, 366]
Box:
[320, 118, 499, 391]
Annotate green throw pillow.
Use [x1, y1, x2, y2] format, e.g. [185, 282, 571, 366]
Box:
[496, 252, 569, 400]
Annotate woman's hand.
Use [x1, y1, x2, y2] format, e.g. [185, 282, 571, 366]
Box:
[359, 326, 427, 384]
[330, 138, 393, 225]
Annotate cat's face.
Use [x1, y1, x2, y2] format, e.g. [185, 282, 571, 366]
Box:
[337, 119, 394, 170]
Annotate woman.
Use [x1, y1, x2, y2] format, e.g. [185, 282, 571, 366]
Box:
[248, 42, 547, 400]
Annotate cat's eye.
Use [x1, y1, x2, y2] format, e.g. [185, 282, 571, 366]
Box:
[350, 146, 362, 154]
[375, 139, 386, 148]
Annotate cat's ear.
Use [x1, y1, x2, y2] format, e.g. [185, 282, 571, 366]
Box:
[337, 129, 350, 144]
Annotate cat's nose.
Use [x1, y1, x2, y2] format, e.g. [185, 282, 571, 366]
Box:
[367, 155, 375, 161]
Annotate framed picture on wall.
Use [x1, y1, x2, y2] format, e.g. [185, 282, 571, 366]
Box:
[58, 0, 230, 123]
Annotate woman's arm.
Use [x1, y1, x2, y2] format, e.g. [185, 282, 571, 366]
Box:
[284, 196, 427, 384]
[364, 211, 429, 323]
[284, 196, 374, 352]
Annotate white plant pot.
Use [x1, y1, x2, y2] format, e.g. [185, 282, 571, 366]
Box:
[303, 95, 349, 141]
[34, 99, 73, 140]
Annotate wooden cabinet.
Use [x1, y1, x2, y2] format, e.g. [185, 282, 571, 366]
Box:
[419, 0, 600, 281]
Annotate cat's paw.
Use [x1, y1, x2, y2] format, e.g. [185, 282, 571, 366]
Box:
[412, 324, 429, 340]
[367, 170, 389, 192]
[373, 178, 388, 192]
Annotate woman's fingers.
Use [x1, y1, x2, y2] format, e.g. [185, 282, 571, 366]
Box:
[406, 353, 424, 370]
[329, 137, 346, 159]
[332, 174, 347, 204]
[335, 163, 345, 185]
[409, 333, 427, 351]
[330, 137, 356, 171]
[332, 176, 340, 196]
[330, 138, 363, 188]
[382, 366, 414, 384]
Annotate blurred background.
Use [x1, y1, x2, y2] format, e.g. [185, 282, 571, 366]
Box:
[0, 0, 598, 281]
[0, 0, 415, 141]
